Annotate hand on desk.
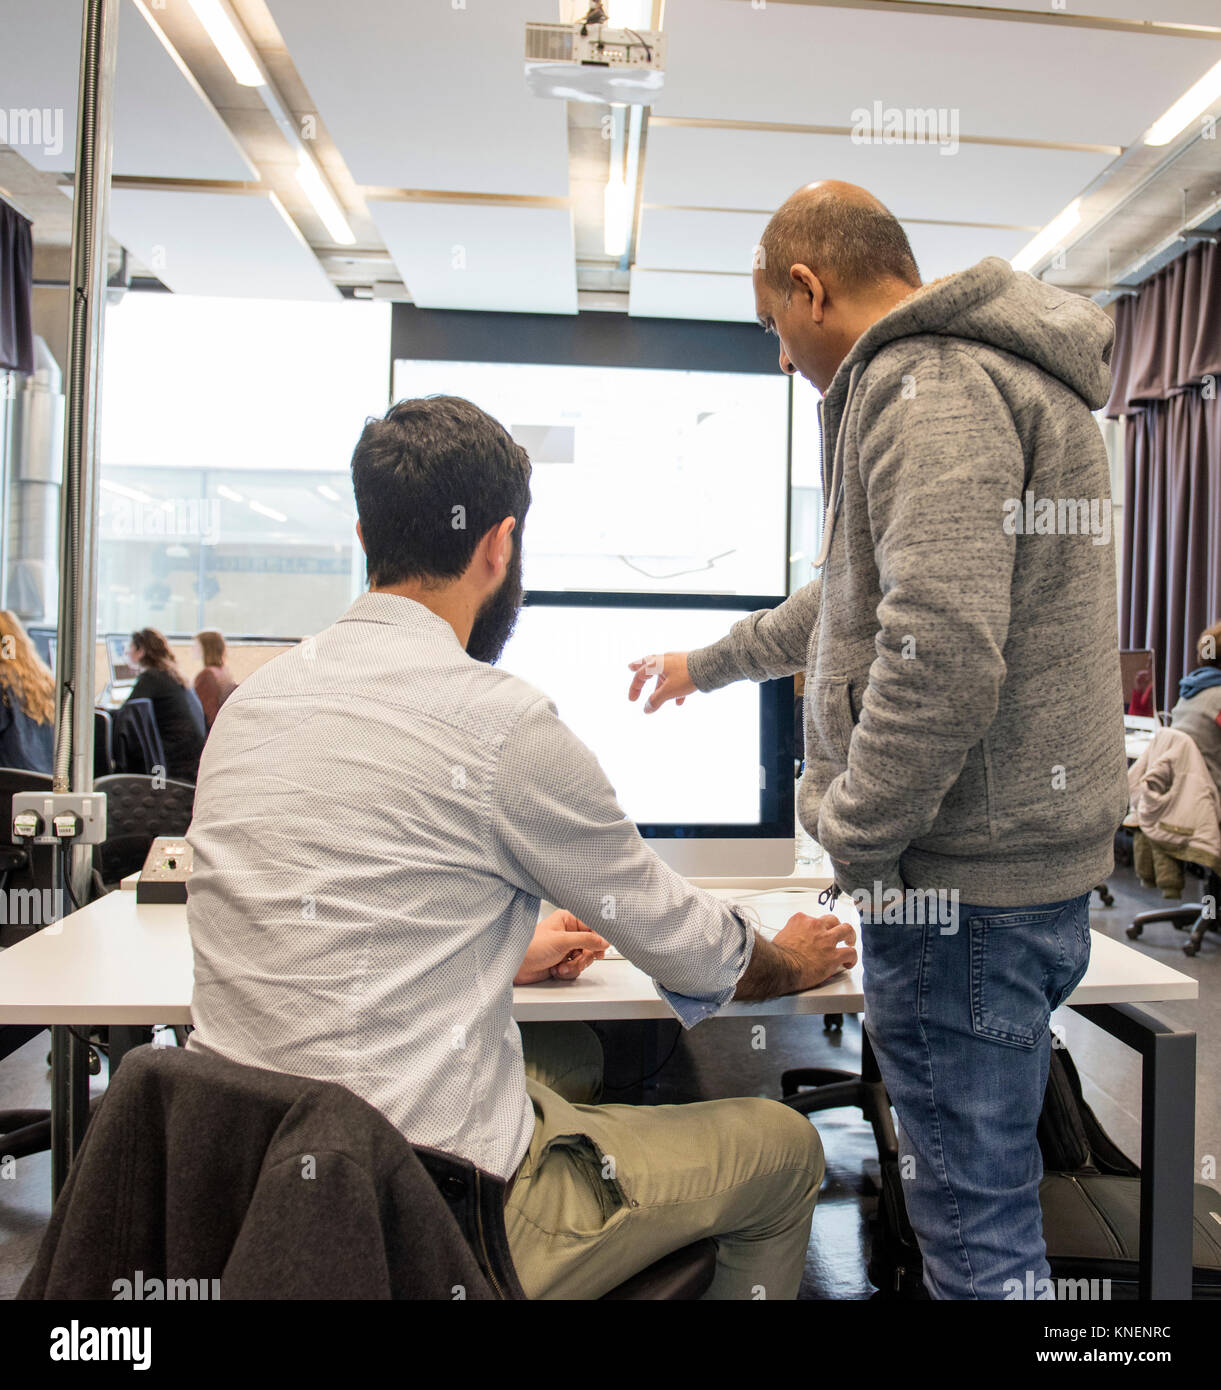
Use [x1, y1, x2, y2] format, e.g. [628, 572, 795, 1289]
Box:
[514, 910, 610, 985]
[627, 651, 695, 714]
[734, 912, 858, 1002]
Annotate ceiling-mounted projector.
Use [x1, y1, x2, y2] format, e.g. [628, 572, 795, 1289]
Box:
[525, 18, 665, 105]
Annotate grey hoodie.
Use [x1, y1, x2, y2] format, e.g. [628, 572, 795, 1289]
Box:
[688, 257, 1129, 906]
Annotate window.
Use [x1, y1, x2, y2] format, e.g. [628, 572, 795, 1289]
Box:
[99, 293, 390, 637]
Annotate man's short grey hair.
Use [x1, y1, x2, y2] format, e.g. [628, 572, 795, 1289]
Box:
[759, 198, 921, 300]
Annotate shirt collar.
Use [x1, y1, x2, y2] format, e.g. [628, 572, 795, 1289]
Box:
[338, 590, 463, 649]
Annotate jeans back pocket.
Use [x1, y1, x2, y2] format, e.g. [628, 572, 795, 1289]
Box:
[968, 898, 1091, 1050]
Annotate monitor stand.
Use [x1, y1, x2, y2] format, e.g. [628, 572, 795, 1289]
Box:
[650, 836, 796, 878]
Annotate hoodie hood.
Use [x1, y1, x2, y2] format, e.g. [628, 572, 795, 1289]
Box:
[826, 257, 1114, 421]
[1179, 666, 1221, 701]
[810, 258, 1114, 570]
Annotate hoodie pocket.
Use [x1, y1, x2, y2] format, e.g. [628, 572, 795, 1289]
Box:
[809, 675, 854, 768]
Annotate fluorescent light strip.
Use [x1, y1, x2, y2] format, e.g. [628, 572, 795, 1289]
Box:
[296, 153, 357, 247]
[187, 0, 264, 87]
[216, 484, 244, 502]
[316, 484, 340, 501]
[102, 480, 154, 505]
[248, 500, 287, 523]
[604, 176, 630, 257]
[1146, 58, 1221, 147]
[188, 0, 356, 248]
[1010, 198, 1082, 274]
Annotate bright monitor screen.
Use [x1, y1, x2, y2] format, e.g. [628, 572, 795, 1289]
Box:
[391, 359, 791, 597]
[107, 634, 139, 685]
[497, 593, 793, 837]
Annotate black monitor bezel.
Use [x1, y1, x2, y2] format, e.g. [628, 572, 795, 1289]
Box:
[514, 590, 795, 842]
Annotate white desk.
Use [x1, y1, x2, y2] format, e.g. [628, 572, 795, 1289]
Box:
[0, 883, 1198, 1025]
[0, 880, 1198, 1299]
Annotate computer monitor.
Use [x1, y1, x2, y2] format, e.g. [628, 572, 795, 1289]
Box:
[106, 634, 139, 689]
[46, 635, 56, 673]
[497, 592, 795, 876]
[1120, 648, 1157, 722]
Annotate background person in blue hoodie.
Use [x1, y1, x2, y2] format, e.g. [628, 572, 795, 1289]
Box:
[628, 181, 1129, 1300]
[1171, 620, 1221, 799]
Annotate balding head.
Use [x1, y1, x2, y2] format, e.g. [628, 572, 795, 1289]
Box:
[757, 181, 920, 301]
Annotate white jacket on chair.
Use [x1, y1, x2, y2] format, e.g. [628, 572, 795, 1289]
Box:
[1125, 726, 1221, 874]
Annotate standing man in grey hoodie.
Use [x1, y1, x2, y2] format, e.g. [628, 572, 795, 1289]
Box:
[628, 181, 1129, 1299]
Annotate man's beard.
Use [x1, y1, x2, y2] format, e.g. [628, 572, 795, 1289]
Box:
[467, 534, 524, 665]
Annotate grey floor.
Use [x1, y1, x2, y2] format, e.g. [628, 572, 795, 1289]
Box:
[0, 862, 1215, 1300]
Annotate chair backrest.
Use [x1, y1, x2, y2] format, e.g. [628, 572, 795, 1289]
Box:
[93, 708, 114, 779]
[91, 774, 196, 886]
[184, 687, 206, 739]
[110, 699, 166, 777]
[0, 768, 57, 947]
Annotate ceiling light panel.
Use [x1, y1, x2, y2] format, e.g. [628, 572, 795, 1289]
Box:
[0, 0, 253, 179]
[266, 0, 570, 196]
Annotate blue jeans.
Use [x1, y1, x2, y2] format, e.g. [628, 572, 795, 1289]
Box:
[861, 892, 1092, 1300]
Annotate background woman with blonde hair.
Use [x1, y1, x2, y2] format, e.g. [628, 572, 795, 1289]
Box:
[0, 611, 56, 774]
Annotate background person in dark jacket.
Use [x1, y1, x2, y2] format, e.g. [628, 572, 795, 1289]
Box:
[0, 610, 55, 774]
[126, 628, 204, 782]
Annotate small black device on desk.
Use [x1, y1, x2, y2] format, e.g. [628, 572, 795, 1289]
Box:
[136, 837, 193, 903]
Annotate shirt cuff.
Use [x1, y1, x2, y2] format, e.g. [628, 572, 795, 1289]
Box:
[651, 908, 755, 1029]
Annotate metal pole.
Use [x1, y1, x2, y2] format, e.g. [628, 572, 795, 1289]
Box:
[49, 0, 119, 1195]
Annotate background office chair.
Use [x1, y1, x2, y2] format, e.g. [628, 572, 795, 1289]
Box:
[0, 769, 58, 1163]
[93, 707, 114, 778]
[91, 774, 196, 891]
[109, 698, 165, 777]
[184, 687, 206, 739]
[1126, 864, 1220, 957]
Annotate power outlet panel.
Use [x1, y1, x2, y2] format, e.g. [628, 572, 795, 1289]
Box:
[12, 791, 108, 845]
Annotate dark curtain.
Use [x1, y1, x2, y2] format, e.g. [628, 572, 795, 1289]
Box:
[1107, 240, 1221, 713]
[0, 198, 36, 376]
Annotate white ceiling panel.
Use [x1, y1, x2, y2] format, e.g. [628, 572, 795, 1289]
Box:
[642, 125, 1111, 230]
[629, 268, 756, 321]
[654, 0, 1219, 149]
[902, 0, 1221, 20]
[266, 0, 570, 196]
[637, 207, 767, 274]
[0, 0, 253, 179]
[903, 222, 1028, 281]
[106, 189, 337, 300]
[636, 205, 1026, 283]
[368, 201, 577, 314]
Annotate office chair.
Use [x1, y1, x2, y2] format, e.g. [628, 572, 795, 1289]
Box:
[184, 686, 206, 739]
[1126, 865, 1219, 957]
[93, 707, 114, 778]
[109, 698, 165, 777]
[91, 774, 196, 890]
[0, 769, 58, 1163]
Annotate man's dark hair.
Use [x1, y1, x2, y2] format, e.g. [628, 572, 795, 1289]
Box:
[351, 395, 532, 587]
[759, 196, 921, 302]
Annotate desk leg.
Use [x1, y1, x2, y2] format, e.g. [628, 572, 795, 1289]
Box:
[108, 1026, 146, 1075]
[1071, 1003, 1196, 1300]
[49, 1025, 91, 1199]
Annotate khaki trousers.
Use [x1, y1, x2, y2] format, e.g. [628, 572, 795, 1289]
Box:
[505, 1022, 823, 1300]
